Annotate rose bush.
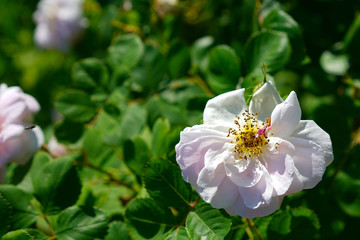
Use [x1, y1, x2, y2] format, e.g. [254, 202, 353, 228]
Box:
[176, 82, 333, 218]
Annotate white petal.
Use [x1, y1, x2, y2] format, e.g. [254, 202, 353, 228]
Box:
[203, 89, 247, 126]
[225, 159, 263, 188]
[290, 120, 333, 166]
[286, 167, 304, 195]
[0, 124, 25, 141]
[286, 137, 326, 189]
[225, 191, 283, 218]
[249, 82, 283, 121]
[238, 173, 274, 209]
[199, 176, 239, 209]
[271, 91, 301, 138]
[175, 125, 228, 189]
[261, 153, 294, 195]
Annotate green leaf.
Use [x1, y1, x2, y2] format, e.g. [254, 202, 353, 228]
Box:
[144, 158, 192, 209]
[132, 45, 167, 91]
[244, 30, 291, 74]
[0, 190, 12, 236]
[191, 36, 214, 74]
[72, 58, 109, 91]
[55, 90, 97, 123]
[206, 45, 241, 94]
[0, 185, 41, 229]
[123, 137, 151, 178]
[168, 41, 191, 79]
[1, 229, 47, 240]
[54, 119, 84, 144]
[319, 51, 349, 76]
[267, 208, 320, 240]
[125, 198, 175, 240]
[186, 202, 232, 240]
[343, 14, 360, 65]
[151, 118, 170, 157]
[55, 206, 108, 240]
[107, 34, 144, 70]
[164, 226, 190, 240]
[33, 157, 81, 214]
[105, 221, 131, 240]
[335, 172, 360, 217]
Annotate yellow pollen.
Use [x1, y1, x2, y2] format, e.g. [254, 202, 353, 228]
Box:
[227, 111, 270, 159]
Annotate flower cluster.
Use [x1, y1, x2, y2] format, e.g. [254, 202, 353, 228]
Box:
[33, 0, 88, 51]
[0, 84, 43, 183]
[175, 82, 333, 218]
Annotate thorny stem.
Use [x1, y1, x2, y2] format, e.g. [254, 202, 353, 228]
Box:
[175, 196, 201, 231]
[246, 218, 264, 240]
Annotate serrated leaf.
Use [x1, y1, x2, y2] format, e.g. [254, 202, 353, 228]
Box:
[105, 221, 131, 240]
[1, 229, 48, 240]
[186, 203, 231, 240]
[206, 45, 241, 94]
[107, 34, 144, 70]
[245, 30, 291, 74]
[164, 226, 189, 240]
[55, 90, 97, 123]
[0, 190, 12, 236]
[0, 185, 41, 229]
[72, 58, 109, 91]
[55, 206, 108, 240]
[125, 198, 175, 240]
[33, 157, 81, 214]
[144, 158, 192, 209]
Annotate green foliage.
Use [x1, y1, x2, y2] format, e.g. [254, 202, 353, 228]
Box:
[1, 0, 360, 239]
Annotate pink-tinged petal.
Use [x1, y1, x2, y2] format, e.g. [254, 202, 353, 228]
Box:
[286, 167, 304, 195]
[175, 125, 228, 189]
[200, 177, 239, 209]
[203, 89, 247, 126]
[249, 82, 283, 121]
[225, 159, 263, 188]
[290, 120, 333, 166]
[261, 153, 294, 196]
[268, 137, 295, 154]
[287, 137, 326, 189]
[271, 91, 301, 138]
[238, 173, 274, 209]
[22, 95, 41, 113]
[225, 192, 283, 219]
[0, 124, 25, 141]
[0, 102, 26, 124]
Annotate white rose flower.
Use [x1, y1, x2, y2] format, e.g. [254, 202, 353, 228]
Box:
[175, 82, 333, 218]
[0, 84, 44, 183]
[33, 0, 88, 51]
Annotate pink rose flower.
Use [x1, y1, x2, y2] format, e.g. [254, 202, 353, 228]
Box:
[48, 136, 68, 158]
[175, 82, 333, 218]
[33, 0, 88, 51]
[0, 84, 44, 183]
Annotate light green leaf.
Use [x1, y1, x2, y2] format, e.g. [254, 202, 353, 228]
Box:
[105, 221, 131, 240]
[1, 229, 47, 240]
[191, 36, 214, 74]
[164, 226, 190, 240]
[33, 157, 81, 214]
[186, 202, 231, 240]
[107, 34, 144, 70]
[72, 58, 109, 91]
[151, 118, 170, 157]
[245, 30, 291, 74]
[144, 158, 192, 209]
[55, 90, 97, 123]
[55, 206, 108, 240]
[320, 51, 349, 76]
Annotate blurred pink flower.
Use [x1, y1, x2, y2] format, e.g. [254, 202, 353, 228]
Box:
[175, 82, 333, 218]
[0, 84, 44, 183]
[33, 0, 88, 51]
[48, 136, 67, 157]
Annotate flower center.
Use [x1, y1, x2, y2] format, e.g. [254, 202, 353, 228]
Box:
[228, 110, 270, 160]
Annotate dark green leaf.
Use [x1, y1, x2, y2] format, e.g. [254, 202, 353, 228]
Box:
[168, 41, 191, 79]
[206, 45, 241, 94]
[0, 190, 12, 236]
[186, 202, 232, 240]
[107, 34, 144, 70]
[0, 185, 41, 229]
[1, 229, 47, 240]
[55, 206, 108, 240]
[191, 36, 214, 74]
[55, 90, 97, 123]
[33, 157, 81, 214]
[335, 172, 360, 217]
[245, 30, 291, 74]
[144, 158, 192, 209]
[72, 58, 109, 91]
[54, 119, 84, 144]
[125, 198, 175, 240]
[123, 137, 151, 178]
[105, 221, 131, 240]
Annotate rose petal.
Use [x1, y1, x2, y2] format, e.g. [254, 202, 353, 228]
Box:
[286, 167, 304, 195]
[290, 120, 333, 166]
[0, 124, 25, 141]
[203, 89, 247, 127]
[225, 159, 263, 188]
[238, 173, 274, 209]
[249, 82, 283, 121]
[271, 91, 301, 138]
[287, 136, 326, 189]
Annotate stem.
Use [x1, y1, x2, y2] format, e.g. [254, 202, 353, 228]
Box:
[41, 214, 56, 238]
[246, 218, 264, 240]
[175, 197, 201, 230]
